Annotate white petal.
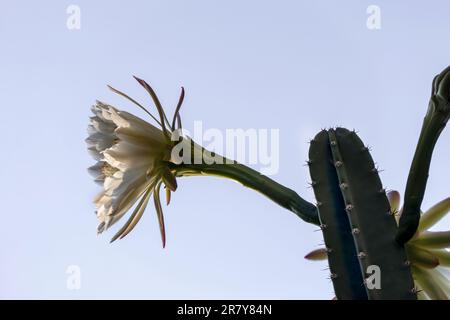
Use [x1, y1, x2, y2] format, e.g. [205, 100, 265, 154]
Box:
[86, 131, 115, 152]
[102, 179, 153, 231]
[88, 162, 104, 178]
[104, 171, 125, 196]
[111, 108, 167, 144]
[104, 167, 147, 197]
[87, 146, 102, 161]
[90, 116, 116, 135]
[103, 140, 159, 172]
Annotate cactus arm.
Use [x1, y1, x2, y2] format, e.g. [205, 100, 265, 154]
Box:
[170, 160, 320, 226]
[308, 130, 368, 300]
[398, 66, 450, 244]
[328, 128, 416, 300]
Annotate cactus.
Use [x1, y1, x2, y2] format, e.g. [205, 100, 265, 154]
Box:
[309, 129, 416, 299]
[303, 66, 450, 299]
[89, 66, 450, 299]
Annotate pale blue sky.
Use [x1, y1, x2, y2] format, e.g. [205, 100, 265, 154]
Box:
[1, 1, 450, 299]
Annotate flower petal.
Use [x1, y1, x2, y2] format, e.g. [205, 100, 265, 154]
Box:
[86, 131, 115, 153]
[97, 178, 152, 232]
[162, 168, 177, 192]
[412, 231, 450, 249]
[153, 182, 166, 248]
[113, 110, 166, 143]
[110, 185, 154, 242]
[103, 140, 160, 172]
[89, 115, 115, 135]
[433, 267, 450, 296]
[133, 76, 170, 134]
[412, 266, 448, 300]
[304, 248, 328, 261]
[414, 281, 430, 300]
[418, 197, 450, 232]
[429, 249, 450, 266]
[387, 190, 400, 214]
[88, 162, 104, 178]
[406, 244, 439, 268]
[166, 187, 171, 206]
[87, 146, 102, 161]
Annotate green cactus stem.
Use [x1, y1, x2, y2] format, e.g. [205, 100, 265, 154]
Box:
[308, 130, 368, 300]
[328, 128, 416, 300]
[398, 66, 450, 244]
[169, 140, 320, 225]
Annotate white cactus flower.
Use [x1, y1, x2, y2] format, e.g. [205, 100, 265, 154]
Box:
[87, 77, 185, 247]
[394, 192, 450, 300]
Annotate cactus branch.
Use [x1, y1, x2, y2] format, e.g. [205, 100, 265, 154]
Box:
[169, 141, 320, 225]
[328, 128, 416, 300]
[308, 130, 368, 300]
[397, 66, 450, 244]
